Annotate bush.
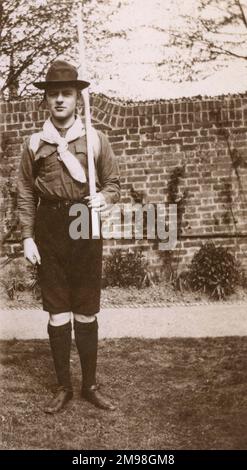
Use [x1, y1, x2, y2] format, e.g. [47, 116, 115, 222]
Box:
[239, 269, 247, 290]
[188, 242, 240, 300]
[104, 249, 150, 288]
[0, 257, 40, 299]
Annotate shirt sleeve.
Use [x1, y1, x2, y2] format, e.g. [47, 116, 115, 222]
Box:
[17, 138, 38, 239]
[97, 131, 121, 204]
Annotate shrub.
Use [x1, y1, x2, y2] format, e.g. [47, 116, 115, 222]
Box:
[104, 249, 150, 288]
[239, 268, 247, 290]
[0, 257, 40, 299]
[188, 242, 240, 300]
[159, 249, 189, 292]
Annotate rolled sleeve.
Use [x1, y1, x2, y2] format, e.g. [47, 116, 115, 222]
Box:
[97, 131, 120, 205]
[17, 138, 38, 239]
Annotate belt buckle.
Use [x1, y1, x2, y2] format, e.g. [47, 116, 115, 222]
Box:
[54, 200, 62, 209]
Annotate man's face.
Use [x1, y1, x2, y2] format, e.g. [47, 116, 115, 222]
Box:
[46, 87, 78, 121]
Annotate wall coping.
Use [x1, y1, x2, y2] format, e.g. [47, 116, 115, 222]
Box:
[1, 91, 247, 108]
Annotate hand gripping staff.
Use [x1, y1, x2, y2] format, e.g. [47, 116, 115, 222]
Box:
[76, 2, 100, 238]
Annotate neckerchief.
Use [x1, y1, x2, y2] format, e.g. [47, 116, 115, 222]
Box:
[34, 116, 87, 183]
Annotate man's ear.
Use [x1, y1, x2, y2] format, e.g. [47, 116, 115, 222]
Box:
[76, 91, 84, 115]
[77, 91, 83, 104]
[39, 92, 47, 109]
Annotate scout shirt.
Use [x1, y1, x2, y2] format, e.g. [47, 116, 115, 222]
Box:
[17, 128, 120, 239]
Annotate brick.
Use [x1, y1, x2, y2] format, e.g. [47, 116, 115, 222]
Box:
[139, 116, 153, 126]
[112, 104, 120, 115]
[181, 144, 197, 151]
[126, 107, 133, 116]
[126, 134, 140, 141]
[108, 136, 124, 143]
[110, 116, 117, 127]
[109, 129, 127, 136]
[137, 105, 146, 116]
[128, 176, 147, 182]
[126, 117, 139, 127]
[139, 126, 160, 134]
[128, 128, 139, 134]
[119, 107, 126, 117]
[126, 148, 144, 155]
[112, 142, 129, 151]
[141, 141, 161, 147]
[116, 117, 125, 127]
[179, 131, 198, 137]
[163, 139, 182, 145]
[133, 106, 140, 116]
[1, 103, 7, 113]
[130, 141, 140, 148]
[6, 124, 22, 130]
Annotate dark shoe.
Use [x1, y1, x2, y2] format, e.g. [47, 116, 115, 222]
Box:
[44, 387, 73, 414]
[81, 385, 116, 411]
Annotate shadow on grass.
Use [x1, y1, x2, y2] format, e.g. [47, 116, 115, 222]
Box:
[0, 337, 247, 450]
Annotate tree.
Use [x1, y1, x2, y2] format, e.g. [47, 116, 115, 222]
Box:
[0, 0, 127, 99]
[0, 0, 79, 98]
[157, 0, 247, 81]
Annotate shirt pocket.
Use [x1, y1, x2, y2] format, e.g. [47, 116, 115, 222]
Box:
[75, 142, 88, 170]
[39, 151, 61, 182]
[63, 143, 88, 182]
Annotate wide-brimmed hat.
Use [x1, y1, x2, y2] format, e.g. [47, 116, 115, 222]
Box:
[33, 60, 90, 90]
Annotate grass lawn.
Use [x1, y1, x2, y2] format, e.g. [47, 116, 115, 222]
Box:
[0, 337, 247, 450]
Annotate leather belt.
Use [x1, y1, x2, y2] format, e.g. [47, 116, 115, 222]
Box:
[39, 198, 88, 209]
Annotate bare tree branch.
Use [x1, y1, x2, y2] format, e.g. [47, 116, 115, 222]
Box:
[165, 0, 247, 80]
[235, 0, 247, 28]
[0, 0, 127, 98]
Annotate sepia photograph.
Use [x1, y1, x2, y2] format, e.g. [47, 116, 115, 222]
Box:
[0, 0, 247, 457]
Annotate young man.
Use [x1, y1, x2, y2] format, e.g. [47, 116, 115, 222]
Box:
[17, 60, 120, 413]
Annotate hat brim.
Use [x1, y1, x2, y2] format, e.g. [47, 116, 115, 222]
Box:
[33, 80, 90, 90]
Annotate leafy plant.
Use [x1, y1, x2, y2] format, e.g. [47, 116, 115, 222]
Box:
[0, 257, 40, 299]
[188, 242, 240, 300]
[167, 165, 187, 236]
[159, 246, 190, 292]
[104, 249, 152, 288]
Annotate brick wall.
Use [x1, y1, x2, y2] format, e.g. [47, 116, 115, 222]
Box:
[1, 93, 247, 273]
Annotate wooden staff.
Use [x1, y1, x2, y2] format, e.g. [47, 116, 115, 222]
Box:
[77, 2, 100, 238]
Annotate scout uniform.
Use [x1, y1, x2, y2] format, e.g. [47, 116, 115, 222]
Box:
[17, 61, 120, 413]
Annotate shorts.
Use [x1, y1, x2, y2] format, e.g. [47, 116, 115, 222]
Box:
[34, 201, 103, 315]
